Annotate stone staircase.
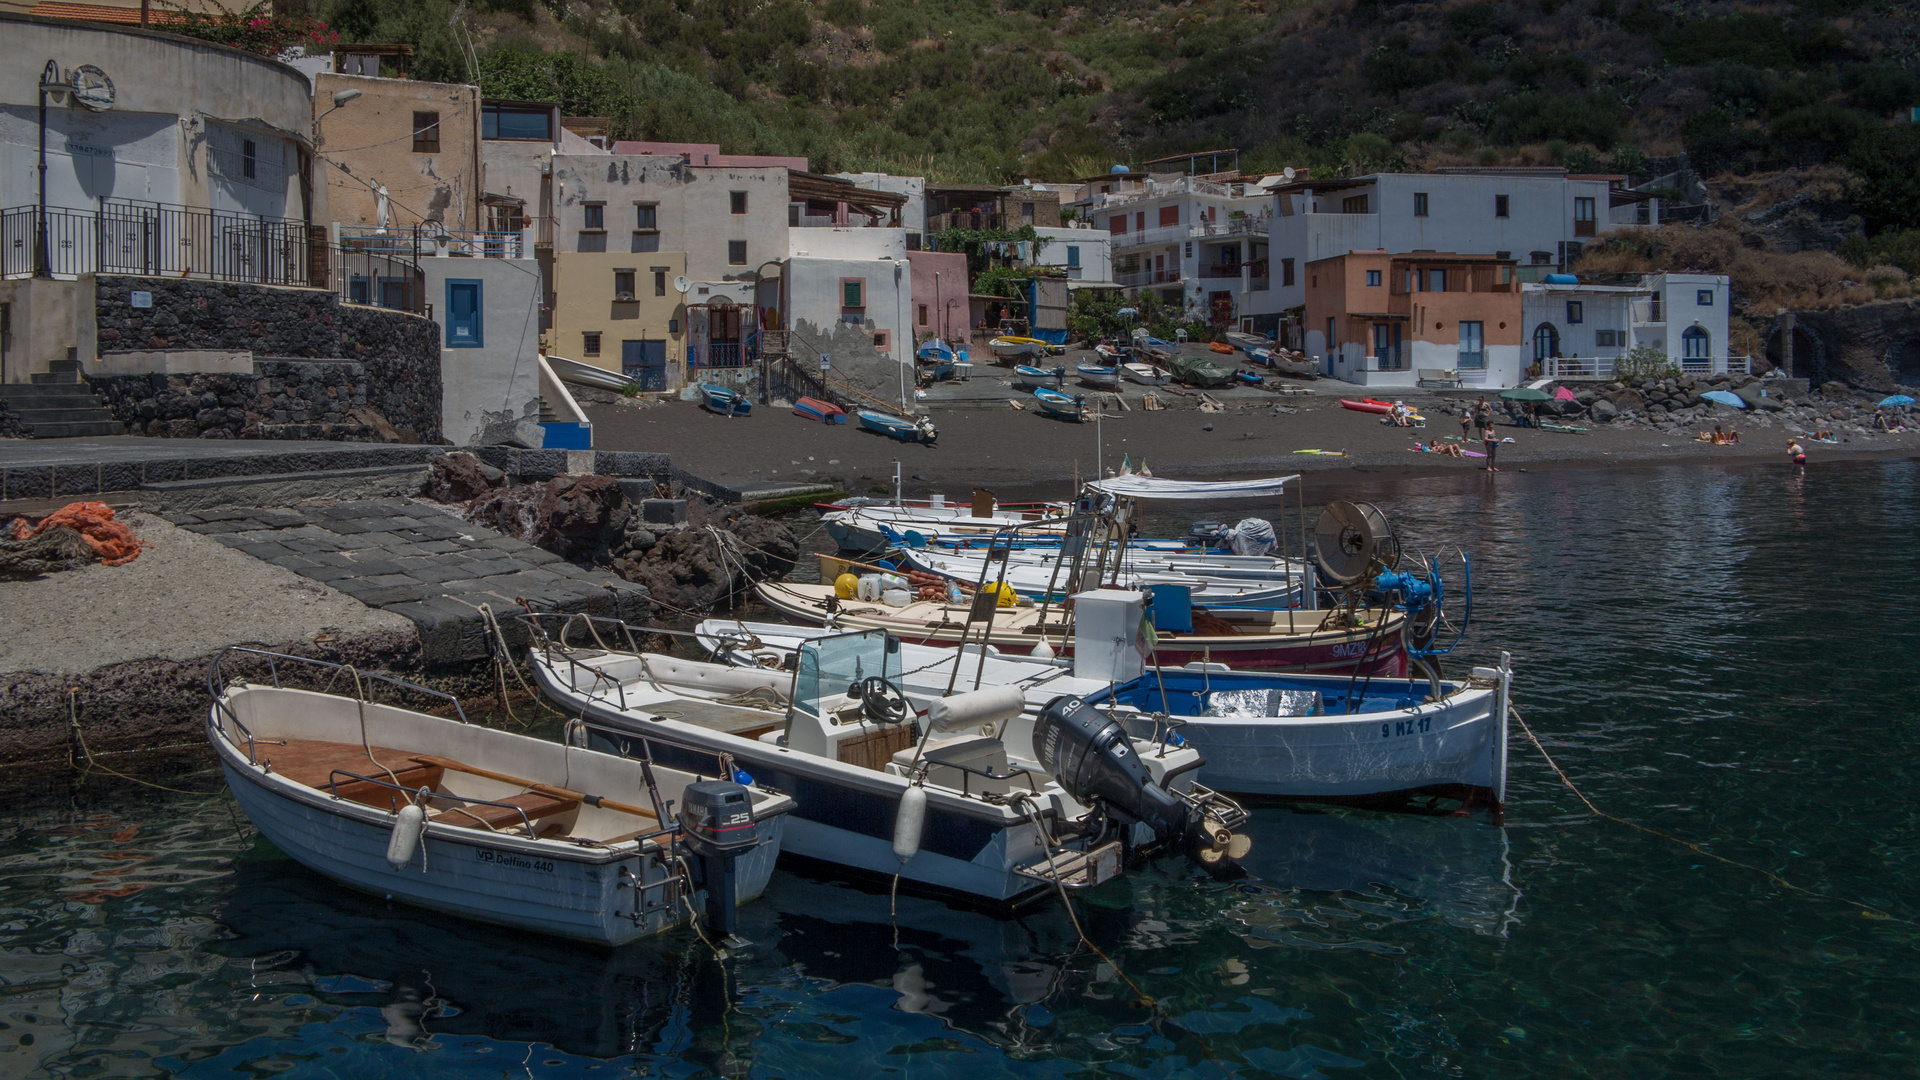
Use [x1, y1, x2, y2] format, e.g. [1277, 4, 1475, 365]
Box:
[0, 360, 127, 438]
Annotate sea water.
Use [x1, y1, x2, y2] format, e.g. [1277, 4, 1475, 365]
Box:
[3, 458, 1916, 1078]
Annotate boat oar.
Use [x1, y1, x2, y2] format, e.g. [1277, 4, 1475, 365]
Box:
[412, 755, 658, 820]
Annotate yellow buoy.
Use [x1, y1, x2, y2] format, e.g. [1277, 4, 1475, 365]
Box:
[835, 573, 860, 599]
[996, 582, 1018, 607]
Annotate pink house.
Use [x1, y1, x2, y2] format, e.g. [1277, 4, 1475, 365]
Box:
[905, 250, 971, 344]
[610, 141, 809, 171]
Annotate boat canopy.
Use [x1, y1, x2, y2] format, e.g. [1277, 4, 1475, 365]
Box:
[1087, 475, 1299, 500]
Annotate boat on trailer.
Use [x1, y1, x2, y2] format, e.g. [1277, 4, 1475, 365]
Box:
[524, 618, 1251, 904]
[700, 383, 751, 416]
[207, 649, 795, 945]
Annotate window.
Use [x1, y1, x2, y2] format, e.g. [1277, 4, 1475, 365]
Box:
[1022, 201, 1035, 223]
[583, 331, 602, 356]
[1458, 321, 1484, 369]
[1495, 194, 1509, 218]
[483, 103, 551, 141]
[444, 280, 482, 347]
[634, 233, 659, 253]
[582, 203, 605, 231]
[1342, 194, 1368, 214]
[241, 139, 257, 179]
[1596, 329, 1619, 347]
[411, 112, 439, 153]
[1697, 289, 1714, 306]
[1183, 242, 1193, 259]
[1066, 245, 1080, 269]
[730, 190, 748, 215]
[728, 240, 747, 265]
[614, 270, 635, 300]
[1108, 215, 1127, 235]
[635, 204, 657, 230]
[873, 331, 890, 350]
[1534, 323, 1560, 361]
[1158, 206, 1180, 228]
[1566, 301, 1583, 324]
[1574, 196, 1596, 237]
[1135, 212, 1145, 232]
[1414, 192, 1429, 217]
[842, 278, 864, 308]
[1326, 317, 1337, 352]
[1282, 259, 1294, 286]
[1366, 270, 1381, 287]
[1683, 325, 1711, 360]
[654, 270, 666, 297]
[1428, 268, 1447, 292]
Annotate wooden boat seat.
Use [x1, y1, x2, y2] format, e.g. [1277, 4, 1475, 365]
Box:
[263, 739, 444, 807]
[431, 791, 577, 831]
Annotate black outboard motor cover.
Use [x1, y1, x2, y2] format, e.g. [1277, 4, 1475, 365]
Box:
[678, 780, 756, 936]
[1033, 695, 1189, 839]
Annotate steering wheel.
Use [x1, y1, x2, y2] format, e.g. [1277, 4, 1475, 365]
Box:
[856, 676, 910, 725]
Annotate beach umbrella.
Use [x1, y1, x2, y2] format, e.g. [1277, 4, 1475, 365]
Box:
[1878, 394, 1914, 407]
[1701, 390, 1748, 409]
[1115, 307, 1139, 318]
[1498, 387, 1551, 402]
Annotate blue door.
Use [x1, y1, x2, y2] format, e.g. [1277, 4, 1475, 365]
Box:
[445, 279, 482, 347]
[622, 339, 667, 391]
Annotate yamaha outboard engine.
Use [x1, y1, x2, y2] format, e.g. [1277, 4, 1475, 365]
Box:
[1032, 695, 1248, 868]
[678, 780, 757, 937]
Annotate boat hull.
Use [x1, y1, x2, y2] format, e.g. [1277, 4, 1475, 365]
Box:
[1076, 364, 1120, 389]
[701, 385, 751, 416]
[1031, 389, 1083, 421]
[1340, 398, 1392, 414]
[856, 411, 929, 443]
[1122, 364, 1170, 386]
[1013, 366, 1064, 390]
[793, 397, 847, 424]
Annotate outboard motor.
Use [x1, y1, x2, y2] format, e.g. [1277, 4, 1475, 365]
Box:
[1032, 695, 1249, 869]
[678, 780, 757, 937]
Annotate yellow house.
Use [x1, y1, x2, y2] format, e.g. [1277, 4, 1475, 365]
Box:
[550, 250, 688, 390]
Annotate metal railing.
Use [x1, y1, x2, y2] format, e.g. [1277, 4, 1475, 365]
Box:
[335, 246, 426, 314]
[689, 340, 752, 370]
[4, 200, 312, 285]
[338, 224, 531, 260]
[1115, 268, 1181, 288]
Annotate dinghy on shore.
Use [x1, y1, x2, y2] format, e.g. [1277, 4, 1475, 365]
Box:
[207, 649, 794, 945]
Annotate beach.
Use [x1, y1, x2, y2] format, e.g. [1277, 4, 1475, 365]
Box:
[585, 384, 1920, 499]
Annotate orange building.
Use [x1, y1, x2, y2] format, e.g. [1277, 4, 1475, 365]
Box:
[1303, 250, 1523, 389]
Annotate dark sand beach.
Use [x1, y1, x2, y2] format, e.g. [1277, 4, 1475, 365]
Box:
[587, 385, 1920, 500]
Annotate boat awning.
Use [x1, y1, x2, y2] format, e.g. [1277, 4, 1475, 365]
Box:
[1087, 475, 1300, 500]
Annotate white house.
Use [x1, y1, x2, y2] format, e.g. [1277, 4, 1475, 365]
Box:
[419, 247, 544, 446]
[783, 227, 915, 390]
[1072, 172, 1275, 329]
[1522, 272, 1733, 379]
[1028, 225, 1115, 286]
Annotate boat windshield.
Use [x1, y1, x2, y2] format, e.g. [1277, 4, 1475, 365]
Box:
[791, 630, 900, 718]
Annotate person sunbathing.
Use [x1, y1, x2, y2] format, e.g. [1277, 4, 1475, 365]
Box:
[1727, 428, 1740, 443]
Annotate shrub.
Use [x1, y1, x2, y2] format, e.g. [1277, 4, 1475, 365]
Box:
[1491, 92, 1620, 149]
[1616, 344, 1678, 380]
[1846, 126, 1920, 235]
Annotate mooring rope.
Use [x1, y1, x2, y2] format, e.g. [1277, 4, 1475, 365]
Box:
[1509, 702, 1912, 927]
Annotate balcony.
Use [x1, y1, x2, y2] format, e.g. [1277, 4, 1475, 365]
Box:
[4, 200, 315, 285]
[930, 211, 1006, 232]
[1630, 297, 1665, 324]
[1190, 216, 1268, 239]
[1115, 268, 1182, 288]
[338, 225, 532, 260]
[1109, 224, 1187, 250]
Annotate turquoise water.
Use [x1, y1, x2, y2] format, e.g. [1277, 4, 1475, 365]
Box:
[4, 458, 1917, 1078]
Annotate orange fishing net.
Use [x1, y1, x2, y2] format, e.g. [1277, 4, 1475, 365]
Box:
[8, 501, 144, 566]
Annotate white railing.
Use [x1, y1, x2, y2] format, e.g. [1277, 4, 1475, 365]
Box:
[1191, 217, 1268, 239]
[1544, 355, 1756, 379]
[1110, 224, 1189, 250]
[338, 225, 530, 260]
[1630, 298, 1664, 324]
[1115, 268, 1182, 288]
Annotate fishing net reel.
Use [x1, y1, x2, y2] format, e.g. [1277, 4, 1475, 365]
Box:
[1312, 501, 1399, 624]
[1375, 543, 1472, 670]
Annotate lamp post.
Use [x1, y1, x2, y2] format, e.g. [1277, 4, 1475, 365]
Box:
[35, 59, 67, 279]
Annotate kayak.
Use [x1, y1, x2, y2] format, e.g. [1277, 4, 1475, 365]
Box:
[1339, 398, 1394, 414]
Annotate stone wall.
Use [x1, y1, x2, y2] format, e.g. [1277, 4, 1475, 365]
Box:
[1764, 301, 1920, 392]
[91, 276, 442, 441]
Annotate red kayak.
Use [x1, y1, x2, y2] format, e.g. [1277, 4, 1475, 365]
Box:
[792, 396, 846, 424]
[1340, 398, 1394, 414]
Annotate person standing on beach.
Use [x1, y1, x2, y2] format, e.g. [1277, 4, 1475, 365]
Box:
[1787, 438, 1806, 470]
[1459, 405, 1474, 440]
[1482, 420, 1500, 471]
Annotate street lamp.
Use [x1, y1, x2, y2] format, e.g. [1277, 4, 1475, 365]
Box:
[35, 59, 71, 279]
[314, 88, 361, 139]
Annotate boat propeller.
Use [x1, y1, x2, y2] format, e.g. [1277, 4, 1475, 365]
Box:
[1192, 815, 1254, 866]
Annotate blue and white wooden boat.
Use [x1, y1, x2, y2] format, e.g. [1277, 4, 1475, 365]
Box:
[793, 396, 847, 424]
[1014, 364, 1065, 390]
[1031, 387, 1085, 421]
[700, 383, 751, 416]
[1076, 362, 1121, 389]
[916, 340, 956, 381]
[857, 409, 937, 444]
[207, 649, 795, 946]
[1087, 661, 1510, 805]
[528, 623, 1250, 903]
[1245, 347, 1274, 366]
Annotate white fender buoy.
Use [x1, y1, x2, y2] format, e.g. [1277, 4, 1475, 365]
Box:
[386, 803, 426, 869]
[892, 785, 927, 862]
[1031, 636, 1056, 662]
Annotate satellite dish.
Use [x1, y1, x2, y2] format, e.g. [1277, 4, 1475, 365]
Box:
[1313, 501, 1397, 585]
[673, 275, 690, 294]
[1283, 167, 1296, 182]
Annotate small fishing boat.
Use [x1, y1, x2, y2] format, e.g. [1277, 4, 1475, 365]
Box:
[1224, 331, 1270, 353]
[792, 396, 846, 424]
[1122, 362, 1171, 386]
[1075, 362, 1120, 389]
[1169, 354, 1233, 388]
[916, 340, 956, 382]
[1234, 370, 1264, 386]
[822, 503, 1069, 553]
[526, 619, 1251, 903]
[1269, 352, 1322, 379]
[756, 581, 1409, 675]
[207, 648, 795, 945]
[1013, 364, 1065, 390]
[1245, 346, 1275, 367]
[1031, 387, 1085, 421]
[917, 338, 955, 364]
[891, 544, 1308, 608]
[989, 336, 1046, 362]
[700, 383, 751, 416]
[1093, 342, 1128, 365]
[1131, 329, 1178, 359]
[857, 410, 938, 444]
[1340, 398, 1394, 414]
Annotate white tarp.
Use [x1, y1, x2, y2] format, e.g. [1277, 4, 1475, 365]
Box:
[1087, 475, 1298, 500]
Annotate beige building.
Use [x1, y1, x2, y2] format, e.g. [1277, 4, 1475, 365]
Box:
[313, 71, 482, 233]
[548, 155, 790, 285]
[550, 250, 688, 390]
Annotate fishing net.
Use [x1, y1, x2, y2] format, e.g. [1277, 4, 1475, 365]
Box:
[0, 525, 96, 579]
[7, 501, 144, 567]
